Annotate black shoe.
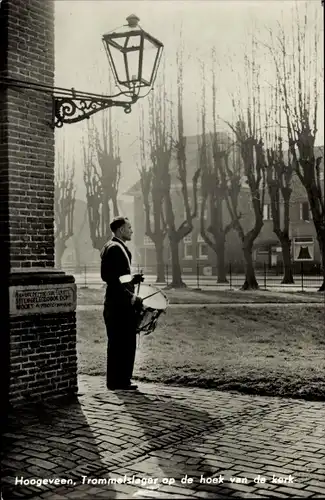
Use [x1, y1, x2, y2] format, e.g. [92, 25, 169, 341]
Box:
[119, 384, 138, 391]
[107, 384, 138, 391]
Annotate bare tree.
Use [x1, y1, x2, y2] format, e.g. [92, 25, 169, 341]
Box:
[199, 54, 240, 282]
[162, 47, 200, 288]
[83, 109, 121, 252]
[225, 40, 266, 289]
[54, 142, 75, 268]
[225, 122, 266, 289]
[138, 104, 167, 282]
[72, 203, 88, 273]
[267, 4, 324, 290]
[264, 85, 295, 283]
[146, 47, 200, 288]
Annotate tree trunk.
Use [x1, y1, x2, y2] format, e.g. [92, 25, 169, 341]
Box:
[280, 237, 294, 284]
[216, 240, 228, 283]
[241, 244, 259, 290]
[168, 238, 186, 288]
[112, 196, 119, 218]
[55, 240, 66, 269]
[155, 240, 165, 283]
[316, 232, 325, 292]
[73, 238, 82, 274]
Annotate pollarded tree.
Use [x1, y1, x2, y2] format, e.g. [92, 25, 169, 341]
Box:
[54, 142, 75, 268]
[267, 3, 324, 290]
[225, 40, 266, 289]
[138, 104, 167, 282]
[228, 121, 266, 290]
[83, 109, 121, 251]
[264, 86, 295, 284]
[72, 203, 88, 273]
[146, 46, 200, 288]
[199, 54, 241, 283]
[162, 46, 200, 288]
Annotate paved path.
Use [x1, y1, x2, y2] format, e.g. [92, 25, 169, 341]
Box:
[2, 375, 325, 499]
[78, 302, 324, 311]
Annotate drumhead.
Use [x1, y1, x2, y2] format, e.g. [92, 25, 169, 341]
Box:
[136, 283, 168, 310]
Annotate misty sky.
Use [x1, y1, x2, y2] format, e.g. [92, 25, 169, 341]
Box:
[54, 0, 324, 200]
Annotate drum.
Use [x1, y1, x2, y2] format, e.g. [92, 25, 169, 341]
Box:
[134, 283, 168, 335]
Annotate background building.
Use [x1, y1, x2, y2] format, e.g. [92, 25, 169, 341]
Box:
[126, 139, 324, 275]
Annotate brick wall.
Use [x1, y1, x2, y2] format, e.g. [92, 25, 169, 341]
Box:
[0, 0, 78, 408]
[9, 313, 77, 405]
[5, 0, 55, 269]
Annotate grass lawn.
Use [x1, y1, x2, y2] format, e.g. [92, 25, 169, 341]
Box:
[77, 305, 325, 400]
[77, 286, 324, 306]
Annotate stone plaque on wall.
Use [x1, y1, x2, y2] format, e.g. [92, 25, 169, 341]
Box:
[9, 283, 77, 316]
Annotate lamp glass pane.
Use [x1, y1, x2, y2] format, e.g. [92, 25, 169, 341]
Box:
[125, 34, 141, 49]
[125, 48, 140, 83]
[104, 34, 125, 50]
[107, 44, 128, 84]
[141, 37, 160, 85]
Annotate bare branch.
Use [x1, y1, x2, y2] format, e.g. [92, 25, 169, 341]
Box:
[54, 141, 76, 266]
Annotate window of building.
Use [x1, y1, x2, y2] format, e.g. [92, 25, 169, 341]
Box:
[293, 236, 314, 261]
[199, 243, 208, 259]
[184, 243, 193, 259]
[257, 245, 269, 255]
[263, 204, 272, 220]
[184, 234, 192, 243]
[184, 240, 209, 260]
[144, 235, 155, 247]
[241, 175, 249, 187]
[293, 236, 314, 244]
[299, 201, 311, 221]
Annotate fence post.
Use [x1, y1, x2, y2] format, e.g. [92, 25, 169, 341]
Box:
[301, 262, 304, 291]
[229, 263, 232, 289]
[166, 264, 169, 286]
[264, 262, 267, 290]
[196, 262, 201, 290]
[81, 264, 88, 289]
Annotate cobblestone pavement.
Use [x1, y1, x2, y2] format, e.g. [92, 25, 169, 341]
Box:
[1, 375, 325, 499]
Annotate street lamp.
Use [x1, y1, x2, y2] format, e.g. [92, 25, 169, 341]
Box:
[103, 14, 163, 95]
[53, 14, 163, 127]
[0, 15, 163, 128]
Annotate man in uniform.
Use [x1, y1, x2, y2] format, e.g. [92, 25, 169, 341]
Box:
[100, 216, 143, 390]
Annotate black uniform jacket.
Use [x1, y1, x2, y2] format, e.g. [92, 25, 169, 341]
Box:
[100, 237, 135, 312]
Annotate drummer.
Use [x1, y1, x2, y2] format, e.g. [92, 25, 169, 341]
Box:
[100, 216, 144, 391]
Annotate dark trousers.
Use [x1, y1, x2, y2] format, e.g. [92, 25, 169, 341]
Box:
[104, 308, 137, 388]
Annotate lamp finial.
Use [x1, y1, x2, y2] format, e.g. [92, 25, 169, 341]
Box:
[126, 14, 140, 28]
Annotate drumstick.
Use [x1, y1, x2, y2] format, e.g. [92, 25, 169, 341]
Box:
[141, 290, 161, 301]
[136, 268, 143, 296]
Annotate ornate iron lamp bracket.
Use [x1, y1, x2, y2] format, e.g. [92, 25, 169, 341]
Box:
[53, 90, 138, 128]
[0, 77, 140, 128]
